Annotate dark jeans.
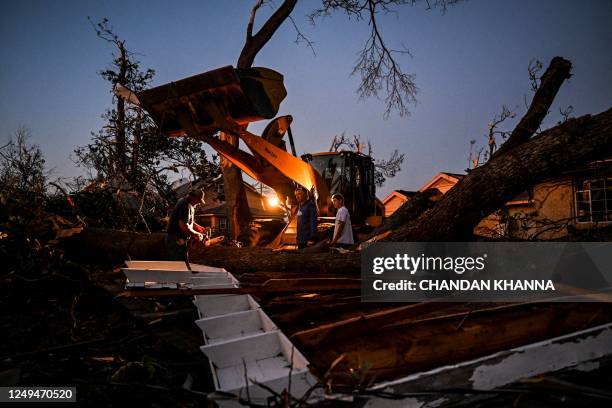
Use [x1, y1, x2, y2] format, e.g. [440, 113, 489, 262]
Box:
[165, 234, 187, 262]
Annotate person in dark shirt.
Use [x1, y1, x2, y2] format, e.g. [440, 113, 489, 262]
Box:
[294, 187, 317, 249]
[165, 189, 207, 261]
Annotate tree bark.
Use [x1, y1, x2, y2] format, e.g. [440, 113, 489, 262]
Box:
[192, 246, 360, 275]
[219, 131, 253, 242]
[130, 106, 142, 181]
[115, 42, 128, 176]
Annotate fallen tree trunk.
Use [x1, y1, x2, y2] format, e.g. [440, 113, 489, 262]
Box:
[391, 108, 612, 241]
[191, 246, 361, 275]
[61, 228, 166, 264]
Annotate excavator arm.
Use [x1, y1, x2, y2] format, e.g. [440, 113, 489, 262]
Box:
[114, 66, 330, 214]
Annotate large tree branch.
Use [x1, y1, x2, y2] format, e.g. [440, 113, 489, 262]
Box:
[494, 56, 572, 157]
[246, 0, 264, 40]
[237, 0, 298, 68]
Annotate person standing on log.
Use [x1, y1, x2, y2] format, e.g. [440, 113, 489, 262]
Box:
[330, 193, 354, 249]
[294, 187, 317, 250]
[166, 189, 208, 262]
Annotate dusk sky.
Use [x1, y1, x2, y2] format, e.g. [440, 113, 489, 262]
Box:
[1, 0, 611, 198]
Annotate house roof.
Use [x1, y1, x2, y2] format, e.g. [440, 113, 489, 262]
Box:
[382, 190, 417, 205]
[419, 172, 465, 192]
[395, 189, 418, 197]
[440, 172, 465, 180]
[172, 177, 217, 198]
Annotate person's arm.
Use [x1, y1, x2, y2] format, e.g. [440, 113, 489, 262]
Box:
[194, 223, 210, 244]
[331, 221, 345, 245]
[176, 202, 203, 241]
[178, 220, 204, 241]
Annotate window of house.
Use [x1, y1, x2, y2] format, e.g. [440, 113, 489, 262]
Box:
[575, 176, 612, 223]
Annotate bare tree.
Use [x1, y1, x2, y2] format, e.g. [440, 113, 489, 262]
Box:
[75, 18, 220, 231]
[329, 132, 352, 152]
[467, 139, 484, 169]
[0, 127, 47, 200]
[485, 105, 516, 160]
[527, 58, 544, 92]
[88, 17, 137, 176]
[308, 0, 462, 118]
[468, 105, 516, 170]
[374, 149, 405, 187]
[558, 105, 575, 124]
[329, 133, 404, 186]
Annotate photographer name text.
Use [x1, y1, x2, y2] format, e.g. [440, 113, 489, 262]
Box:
[372, 279, 555, 292]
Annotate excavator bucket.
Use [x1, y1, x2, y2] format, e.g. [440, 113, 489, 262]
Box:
[135, 65, 287, 137]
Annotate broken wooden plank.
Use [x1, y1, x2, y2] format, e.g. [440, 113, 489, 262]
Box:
[305, 303, 612, 389]
[357, 322, 612, 407]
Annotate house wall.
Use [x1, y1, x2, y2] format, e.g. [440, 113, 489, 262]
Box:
[203, 184, 224, 208]
[508, 179, 574, 240]
[199, 215, 228, 236]
[384, 195, 408, 217]
[473, 212, 505, 238]
[474, 178, 575, 240]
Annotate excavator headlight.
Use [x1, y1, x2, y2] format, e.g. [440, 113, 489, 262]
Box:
[266, 195, 280, 208]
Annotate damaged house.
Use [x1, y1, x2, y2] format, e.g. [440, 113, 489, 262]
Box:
[388, 162, 612, 240]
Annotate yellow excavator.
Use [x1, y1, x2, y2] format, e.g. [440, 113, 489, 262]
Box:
[115, 65, 385, 247]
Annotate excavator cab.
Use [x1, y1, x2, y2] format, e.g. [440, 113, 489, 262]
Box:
[303, 152, 384, 227]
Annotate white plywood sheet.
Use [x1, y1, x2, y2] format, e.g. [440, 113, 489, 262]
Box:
[194, 294, 259, 318]
[196, 309, 277, 344]
[122, 261, 234, 285]
[125, 260, 188, 270]
[216, 356, 291, 391]
[190, 263, 227, 273]
[201, 331, 282, 368]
